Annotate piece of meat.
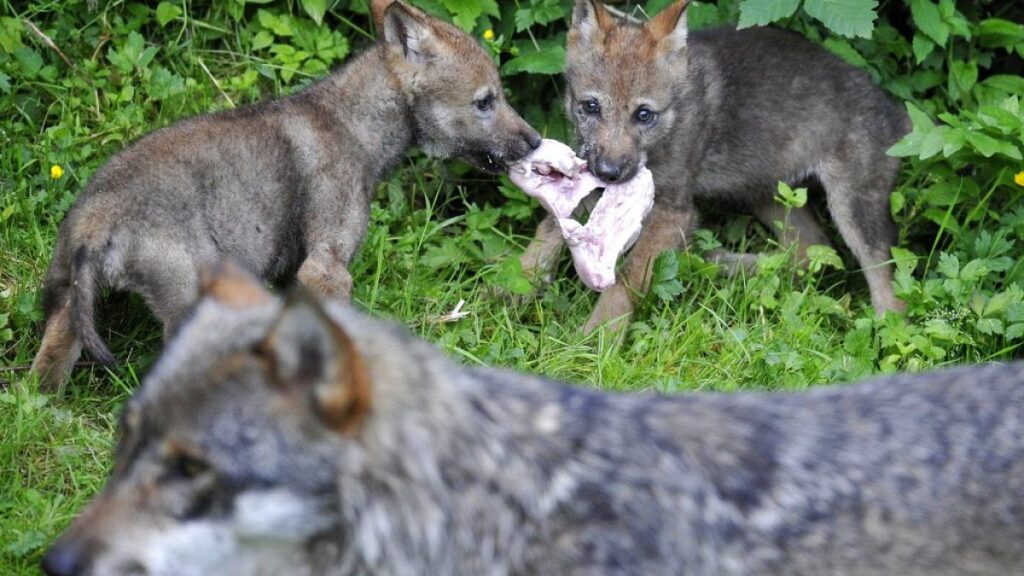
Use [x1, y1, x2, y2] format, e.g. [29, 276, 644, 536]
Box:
[509, 139, 655, 291]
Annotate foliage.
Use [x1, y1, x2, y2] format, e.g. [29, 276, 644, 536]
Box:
[0, 0, 1022, 573]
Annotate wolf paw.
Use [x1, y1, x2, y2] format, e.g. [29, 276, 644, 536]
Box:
[582, 284, 634, 340]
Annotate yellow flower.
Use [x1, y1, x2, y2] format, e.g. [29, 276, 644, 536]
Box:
[50, 164, 64, 179]
[483, 29, 495, 41]
[1015, 171, 1024, 187]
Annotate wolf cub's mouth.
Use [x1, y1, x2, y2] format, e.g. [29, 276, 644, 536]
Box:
[476, 152, 508, 173]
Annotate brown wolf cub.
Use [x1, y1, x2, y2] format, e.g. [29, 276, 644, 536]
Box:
[519, 0, 909, 334]
[44, 262, 1024, 576]
[31, 0, 540, 392]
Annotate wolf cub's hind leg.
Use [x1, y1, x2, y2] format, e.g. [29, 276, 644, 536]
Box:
[31, 296, 83, 394]
[819, 157, 905, 315]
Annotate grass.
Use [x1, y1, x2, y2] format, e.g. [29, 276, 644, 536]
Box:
[1, 2, 1020, 573]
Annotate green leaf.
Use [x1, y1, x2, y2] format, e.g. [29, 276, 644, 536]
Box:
[802, 0, 878, 39]
[906, 101, 933, 132]
[515, 0, 569, 32]
[983, 290, 1017, 317]
[806, 244, 845, 272]
[918, 125, 949, 159]
[910, 0, 948, 46]
[980, 75, 1024, 96]
[911, 33, 934, 63]
[650, 250, 684, 302]
[501, 45, 565, 75]
[937, 252, 959, 278]
[252, 30, 275, 50]
[977, 18, 1024, 50]
[301, 0, 329, 26]
[441, 0, 500, 32]
[775, 181, 808, 209]
[976, 317, 1004, 335]
[822, 38, 869, 70]
[1007, 323, 1024, 340]
[959, 258, 989, 282]
[156, 2, 183, 27]
[890, 247, 918, 274]
[948, 59, 977, 98]
[889, 190, 904, 214]
[149, 66, 186, 100]
[0, 70, 9, 93]
[13, 46, 43, 78]
[737, 0, 800, 29]
[965, 132, 1022, 159]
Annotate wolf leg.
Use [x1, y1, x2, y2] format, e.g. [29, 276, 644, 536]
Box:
[819, 159, 904, 315]
[583, 204, 695, 335]
[298, 247, 354, 303]
[30, 297, 83, 395]
[519, 214, 566, 287]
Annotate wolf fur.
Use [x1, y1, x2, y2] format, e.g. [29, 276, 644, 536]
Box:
[518, 0, 909, 335]
[43, 262, 1024, 576]
[30, 0, 541, 392]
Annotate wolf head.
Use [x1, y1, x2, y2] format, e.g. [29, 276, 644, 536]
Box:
[565, 0, 690, 184]
[376, 0, 541, 172]
[41, 263, 407, 576]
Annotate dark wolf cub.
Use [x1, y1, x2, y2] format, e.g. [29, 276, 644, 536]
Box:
[44, 262, 1024, 576]
[519, 0, 909, 334]
[31, 0, 541, 392]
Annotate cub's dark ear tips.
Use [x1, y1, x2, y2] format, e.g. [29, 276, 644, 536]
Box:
[198, 260, 273, 310]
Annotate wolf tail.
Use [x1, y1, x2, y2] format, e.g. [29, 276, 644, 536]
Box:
[70, 245, 115, 367]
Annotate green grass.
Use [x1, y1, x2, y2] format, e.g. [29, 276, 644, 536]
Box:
[1, 1, 1022, 573]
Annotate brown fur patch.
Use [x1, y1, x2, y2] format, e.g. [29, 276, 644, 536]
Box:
[30, 300, 82, 394]
[199, 261, 273, 309]
[370, 0, 394, 31]
[315, 323, 372, 436]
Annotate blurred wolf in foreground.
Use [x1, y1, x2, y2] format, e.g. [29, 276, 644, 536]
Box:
[30, 0, 540, 393]
[45, 263, 1024, 575]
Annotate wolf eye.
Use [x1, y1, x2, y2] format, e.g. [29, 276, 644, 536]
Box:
[582, 99, 601, 116]
[172, 453, 210, 480]
[634, 107, 657, 125]
[474, 94, 494, 112]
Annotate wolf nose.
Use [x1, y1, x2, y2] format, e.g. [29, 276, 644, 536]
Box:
[524, 130, 542, 150]
[42, 544, 84, 576]
[594, 160, 622, 183]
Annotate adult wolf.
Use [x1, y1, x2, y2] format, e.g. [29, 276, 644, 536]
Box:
[44, 262, 1024, 576]
[31, 0, 541, 392]
[518, 0, 908, 334]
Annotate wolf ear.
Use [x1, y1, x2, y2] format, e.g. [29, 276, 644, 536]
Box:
[260, 290, 371, 435]
[370, 0, 393, 31]
[650, 0, 689, 55]
[199, 260, 273, 309]
[571, 0, 615, 47]
[382, 2, 438, 65]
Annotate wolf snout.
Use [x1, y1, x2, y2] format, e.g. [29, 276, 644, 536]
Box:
[593, 159, 640, 185]
[593, 159, 623, 183]
[507, 128, 543, 163]
[42, 537, 97, 576]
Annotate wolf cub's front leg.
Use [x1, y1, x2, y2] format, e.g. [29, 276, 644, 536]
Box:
[298, 245, 355, 302]
[297, 197, 371, 302]
[518, 214, 567, 287]
[583, 204, 695, 335]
